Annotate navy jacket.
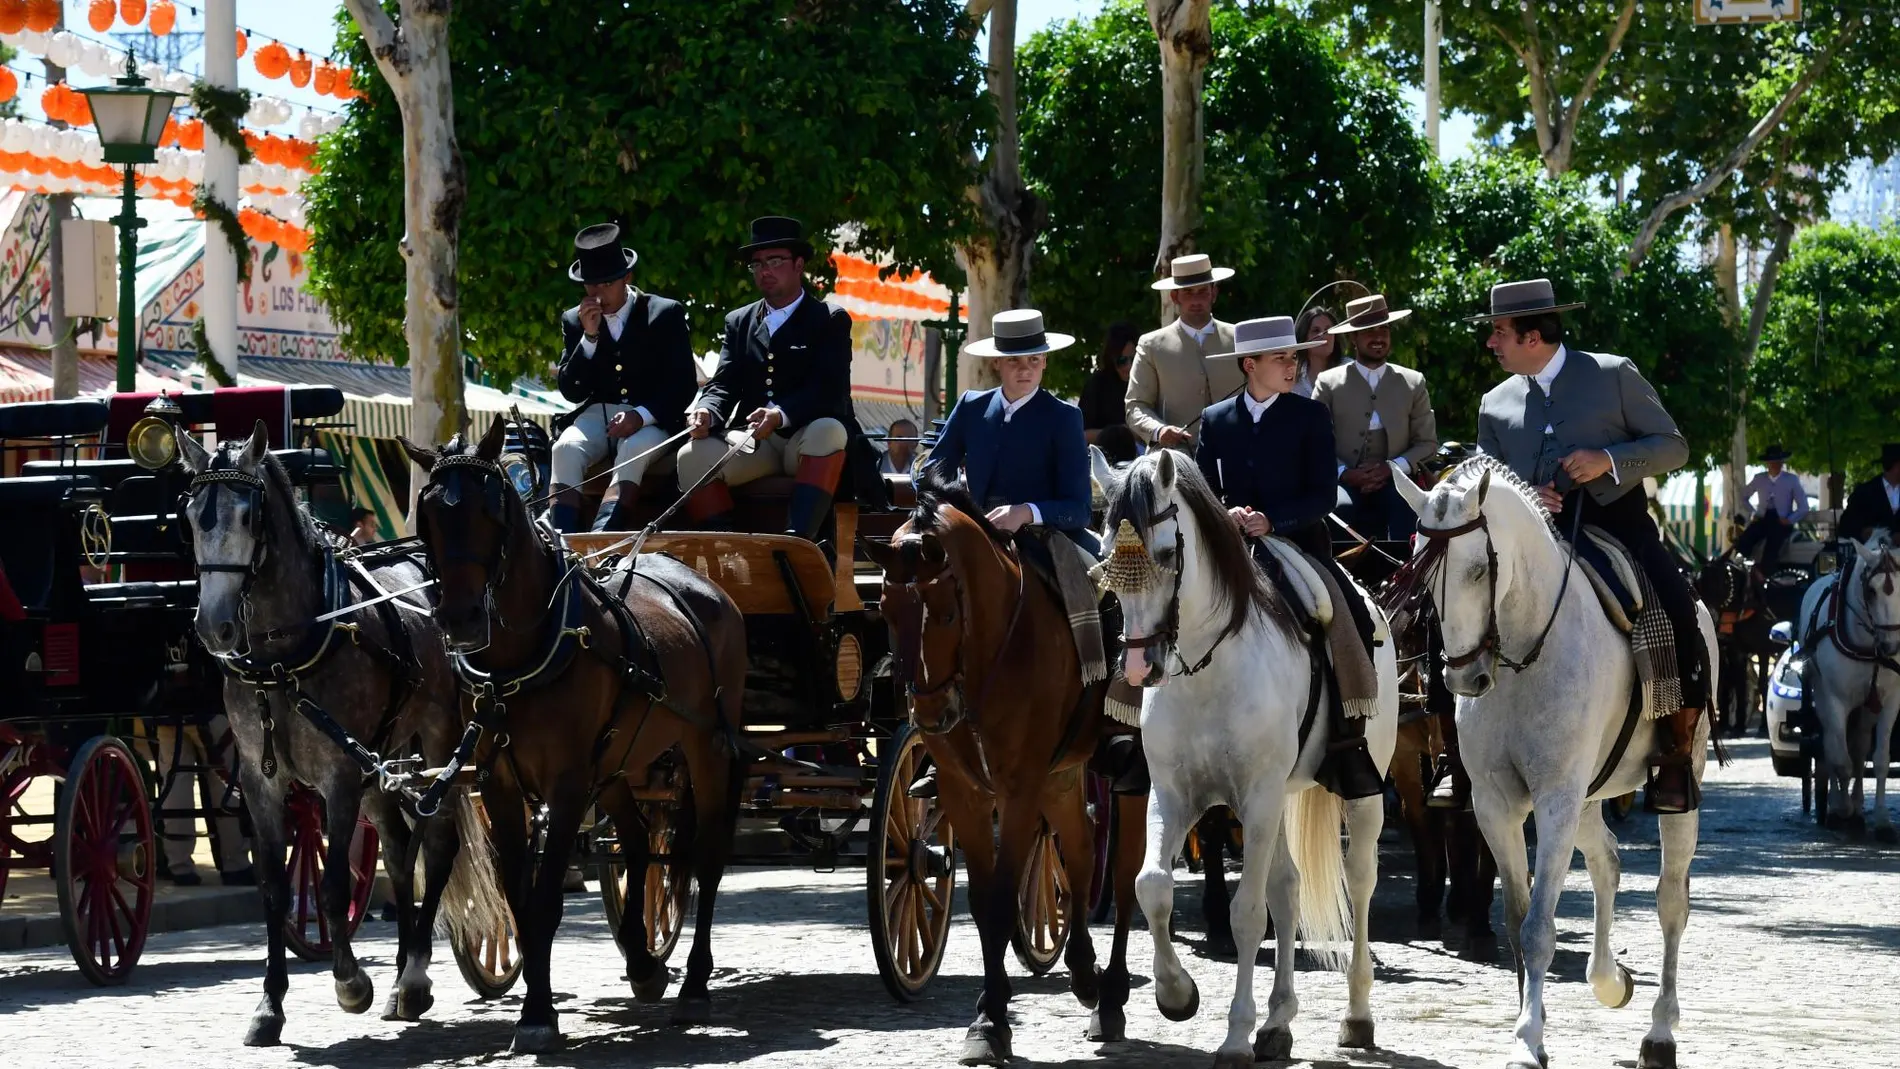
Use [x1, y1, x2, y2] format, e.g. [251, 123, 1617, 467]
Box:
[556, 292, 696, 432]
[1839, 475, 1900, 543]
[1195, 391, 1337, 531]
[699, 292, 856, 436]
[925, 387, 1092, 536]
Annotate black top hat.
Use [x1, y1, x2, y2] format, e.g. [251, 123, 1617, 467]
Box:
[738, 216, 814, 260]
[569, 223, 637, 284]
[1883, 443, 1900, 469]
[1760, 445, 1791, 462]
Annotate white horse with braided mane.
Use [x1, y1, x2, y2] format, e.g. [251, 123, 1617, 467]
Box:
[1797, 530, 1900, 837]
[1391, 455, 1716, 1069]
[1101, 450, 1397, 1069]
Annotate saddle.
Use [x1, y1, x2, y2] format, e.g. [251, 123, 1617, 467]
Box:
[1572, 527, 1678, 723]
[1573, 526, 1645, 633]
[1257, 536, 1384, 722]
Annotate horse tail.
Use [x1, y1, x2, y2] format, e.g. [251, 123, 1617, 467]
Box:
[438, 792, 509, 949]
[1282, 784, 1351, 971]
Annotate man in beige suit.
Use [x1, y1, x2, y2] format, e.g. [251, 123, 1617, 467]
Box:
[1125, 254, 1243, 449]
[1312, 293, 1438, 539]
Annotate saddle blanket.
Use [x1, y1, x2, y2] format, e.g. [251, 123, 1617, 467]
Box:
[1575, 527, 1678, 722]
[1257, 536, 1384, 721]
[1042, 532, 1109, 689]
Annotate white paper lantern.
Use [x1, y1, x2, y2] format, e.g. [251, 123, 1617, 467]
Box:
[81, 135, 103, 167]
[185, 153, 203, 184]
[18, 31, 50, 57]
[29, 125, 56, 158]
[0, 120, 26, 155]
[46, 32, 78, 70]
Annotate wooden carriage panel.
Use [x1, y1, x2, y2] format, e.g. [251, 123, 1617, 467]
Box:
[563, 531, 838, 619]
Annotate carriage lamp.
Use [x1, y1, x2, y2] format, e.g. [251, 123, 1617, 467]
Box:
[81, 55, 181, 393]
[128, 392, 183, 471]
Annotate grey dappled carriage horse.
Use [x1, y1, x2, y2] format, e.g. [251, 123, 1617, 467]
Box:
[178, 423, 506, 1046]
[400, 417, 749, 1053]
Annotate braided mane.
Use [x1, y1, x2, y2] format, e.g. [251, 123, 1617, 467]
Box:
[1440, 453, 1557, 535]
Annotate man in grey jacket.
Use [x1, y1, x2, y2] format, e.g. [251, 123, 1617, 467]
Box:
[1472, 279, 1707, 813]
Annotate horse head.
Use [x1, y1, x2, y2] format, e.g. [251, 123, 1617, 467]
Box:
[865, 521, 969, 734]
[400, 416, 516, 653]
[178, 420, 275, 655]
[1851, 531, 1900, 654]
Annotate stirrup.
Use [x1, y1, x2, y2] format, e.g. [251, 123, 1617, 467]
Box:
[1426, 758, 1464, 810]
[1642, 754, 1700, 815]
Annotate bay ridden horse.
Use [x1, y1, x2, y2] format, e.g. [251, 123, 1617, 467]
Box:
[1101, 450, 1398, 1068]
[180, 426, 506, 1045]
[863, 472, 1145, 1066]
[1796, 532, 1900, 837]
[401, 418, 748, 1052]
[1392, 457, 1716, 1069]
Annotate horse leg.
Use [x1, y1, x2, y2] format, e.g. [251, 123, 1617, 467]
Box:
[1338, 793, 1382, 1049]
[672, 739, 743, 1026]
[1046, 770, 1101, 1010]
[512, 793, 583, 1053]
[1471, 790, 1533, 1066]
[321, 783, 374, 1015]
[241, 773, 292, 1046]
[1216, 787, 1284, 1069]
[1642, 809, 1700, 1069]
[1507, 790, 1585, 1069]
[962, 799, 1035, 1067]
[393, 796, 458, 1021]
[1088, 791, 1146, 1045]
[934, 776, 1010, 1066]
[1135, 784, 1198, 1024]
[595, 783, 663, 999]
[1575, 801, 1634, 1009]
[1459, 817, 1501, 962]
[1871, 703, 1898, 844]
[1392, 726, 1443, 939]
[362, 790, 420, 1021]
[1198, 808, 1235, 957]
[1253, 822, 1300, 1064]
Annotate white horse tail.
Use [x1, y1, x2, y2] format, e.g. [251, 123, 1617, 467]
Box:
[437, 792, 510, 948]
[1283, 784, 1351, 971]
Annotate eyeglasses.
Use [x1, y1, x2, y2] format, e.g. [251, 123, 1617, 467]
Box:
[748, 256, 794, 273]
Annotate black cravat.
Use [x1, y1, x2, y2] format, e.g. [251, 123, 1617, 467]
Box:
[1527, 376, 1560, 487]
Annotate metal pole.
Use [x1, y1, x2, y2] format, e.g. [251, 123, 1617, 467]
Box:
[1423, 1, 1442, 156]
[114, 164, 142, 392]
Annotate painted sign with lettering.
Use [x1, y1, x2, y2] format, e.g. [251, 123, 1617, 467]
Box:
[1695, 0, 1801, 24]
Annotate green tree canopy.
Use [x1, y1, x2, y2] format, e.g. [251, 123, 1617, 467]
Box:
[306, 0, 987, 382]
[1016, 1, 1433, 395]
[1402, 153, 1737, 460]
[1748, 222, 1900, 481]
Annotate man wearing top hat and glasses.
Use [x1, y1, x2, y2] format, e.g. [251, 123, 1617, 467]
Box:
[1732, 445, 1807, 569]
[550, 223, 697, 534]
[1125, 254, 1242, 450]
[1312, 293, 1439, 541]
[680, 217, 856, 541]
[1472, 278, 1708, 814]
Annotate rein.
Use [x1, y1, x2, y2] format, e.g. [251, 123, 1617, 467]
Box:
[1818, 548, 1900, 680]
[1119, 503, 1246, 677]
[1414, 476, 1581, 675]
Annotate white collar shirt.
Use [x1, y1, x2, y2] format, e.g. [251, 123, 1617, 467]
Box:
[1001, 388, 1039, 422]
[1242, 392, 1277, 422]
[1886, 478, 1900, 514]
[1177, 318, 1217, 347]
[577, 287, 638, 356]
[1354, 361, 1387, 430]
[762, 291, 805, 337]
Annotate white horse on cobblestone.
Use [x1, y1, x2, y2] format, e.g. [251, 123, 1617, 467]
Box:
[1393, 457, 1714, 1069]
[1797, 532, 1900, 837]
[1103, 451, 1397, 1068]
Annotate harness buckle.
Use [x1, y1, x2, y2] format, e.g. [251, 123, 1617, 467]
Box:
[566, 625, 592, 650]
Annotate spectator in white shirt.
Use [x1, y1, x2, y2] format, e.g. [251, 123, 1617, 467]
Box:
[1732, 445, 1807, 567]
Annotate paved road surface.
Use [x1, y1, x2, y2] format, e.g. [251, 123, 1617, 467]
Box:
[2, 741, 1891, 1068]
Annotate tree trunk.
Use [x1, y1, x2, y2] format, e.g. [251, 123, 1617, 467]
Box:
[1148, 0, 1213, 322]
[1497, 1, 1634, 178]
[344, 0, 467, 452]
[1715, 224, 1743, 539]
[1726, 215, 1798, 544]
[956, 0, 1036, 394]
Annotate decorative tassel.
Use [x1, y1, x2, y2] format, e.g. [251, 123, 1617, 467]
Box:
[1102, 519, 1160, 596]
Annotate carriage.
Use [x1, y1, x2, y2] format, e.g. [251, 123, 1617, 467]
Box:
[0, 387, 380, 984]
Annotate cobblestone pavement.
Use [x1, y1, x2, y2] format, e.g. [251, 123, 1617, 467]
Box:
[3, 741, 1892, 1069]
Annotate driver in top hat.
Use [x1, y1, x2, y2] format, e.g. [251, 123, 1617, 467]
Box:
[1472, 278, 1708, 814]
[550, 223, 697, 534]
[1837, 443, 1900, 544]
[679, 217, 856, 541]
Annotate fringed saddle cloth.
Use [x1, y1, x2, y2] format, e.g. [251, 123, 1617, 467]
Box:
[1575, 527, 1680, 722]
[1039, 532, 1146, 726]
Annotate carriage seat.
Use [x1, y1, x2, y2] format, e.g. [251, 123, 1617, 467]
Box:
[0, 474, 99, 508]
[84, 579, 196, 607]
[0, 398, 110, 440]
[24, 458, 151, 493]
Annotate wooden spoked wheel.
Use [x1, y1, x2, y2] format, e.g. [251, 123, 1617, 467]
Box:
[53, 737, 155, 985]
[450, 797, 522, 998]
[1011, 818, 1072, 975]
[282, 788, 379, 962]
[868, 724, 956, 1002]
[598, 777, 693, 964]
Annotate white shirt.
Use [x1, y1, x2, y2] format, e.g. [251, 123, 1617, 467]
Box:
[1528, 344, 1617, 484]
[1743, 469, 1807, 520]
[1177, 318, 1217, 347]
[1242, 391, 1277, 422]
[999, 388, 1043, 524]
[762, 291, 805, 337]
[1886, 478, 1900, 514]
[576, 287, 653, 425]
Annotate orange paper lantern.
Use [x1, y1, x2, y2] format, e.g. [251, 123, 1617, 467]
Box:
[120, 0, 146, 24]
[88, 0, 116, 32]
[288, 53, 313, 89]
[333, 67, 355, 98]
[235, 30, 248, 58]
[312, 62, 337, 97]
[0, 69, 16, 105]
[24, 0, 59, 33]
[0, 1, 27, 36]
[180, 119, 204, 151]
[150, 1, 175, 35]
[255, 42, 292, 81]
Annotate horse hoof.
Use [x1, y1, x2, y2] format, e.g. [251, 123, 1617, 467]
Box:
[1639, 1038, 1677, 1069]
[1338, 1017, 1375, 1049]
[335, 973, 374, 1015]
[1213, 1050, 1254, 1069]
[1253, 1025, 1294, 1062]
[243, 1016, 283, 1047]
[512, 1024, 564, 1054]
[1874, 824, 1899, 845]
[1417, 916, 1442, 943]
[1087, 1005, 1126, 1044]
[1156, 976, 1200, 1022]
[1205, 930, 1238, 960]
[670, 997, 712, 1026]
[632, 966, 672, 1004]
[1598, 963, 1636, 1009]
[1071, 965, 1101, 1009]
[1461, 932, 1500, 963]
[959, 1024, 1012, 1066]
[383, 985, 434, 1022]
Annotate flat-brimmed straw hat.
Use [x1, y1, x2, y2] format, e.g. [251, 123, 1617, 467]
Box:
[1150, 253, 1236, 292]
[1218, 316, 1324, 359]
[1464, 278, 1587, 323]
[1327, 293, 1412, 334]
[964, 309, 1076, 358]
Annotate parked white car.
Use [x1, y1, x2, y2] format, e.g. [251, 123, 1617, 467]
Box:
[1764, 620, 1808, 777]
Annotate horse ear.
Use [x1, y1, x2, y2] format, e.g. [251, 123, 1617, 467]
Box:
[1475, 466, 1492, 509]
[477, 415, 508, 460]
[240, 420, 270, 467]
[861, 536, 897, 573]
[177, 429, 209, 474]
[396, 435, 440, 472]
[919, 531, 947, 566]
[1155, 447, 1177, 488]
[1390, 461, 1427, 516]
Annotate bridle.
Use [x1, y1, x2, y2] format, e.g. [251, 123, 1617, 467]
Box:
[1116, 502, 1245, 678]
[884, 536, 1027, 736]
[1841, 546, 1900, 660]
[186, 465, 269, 584]
[418, 451, 581, 640]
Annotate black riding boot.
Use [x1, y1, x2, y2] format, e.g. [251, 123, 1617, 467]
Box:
[1320, 710, 1387, 801]
[591, 482, 641, 533]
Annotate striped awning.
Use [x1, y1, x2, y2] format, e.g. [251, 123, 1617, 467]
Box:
[0, 347, 188, 403]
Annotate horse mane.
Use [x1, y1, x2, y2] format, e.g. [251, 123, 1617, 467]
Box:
[910, 464, 1004, 544]
[1440, 453, 1558, 536]
[1105, 451, 1285, 642]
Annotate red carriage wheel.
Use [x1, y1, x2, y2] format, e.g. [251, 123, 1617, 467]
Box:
[2, 759, 58, 870]
[282, 788, 379, 962]
[53, 737, 156, 985]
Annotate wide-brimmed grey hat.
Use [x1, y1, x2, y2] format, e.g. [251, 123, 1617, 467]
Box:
[1150, 253, 1236, 292]
[1327, 293, 1413, 334]
[1219, 316, 1325, 359]
[1465, 277, 1587, 322]
[964, 309, 1076, 358]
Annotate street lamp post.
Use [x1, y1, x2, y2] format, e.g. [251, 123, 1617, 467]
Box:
[81, 58, 179, 392]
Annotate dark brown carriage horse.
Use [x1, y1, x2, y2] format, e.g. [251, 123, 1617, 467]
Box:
[863, 473, 1145, 1066]
[401, 418, 748, 1053]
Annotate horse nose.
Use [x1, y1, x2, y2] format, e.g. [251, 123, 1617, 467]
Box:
[1469, 670, 1492, 693]
[217, 620, 237, 648]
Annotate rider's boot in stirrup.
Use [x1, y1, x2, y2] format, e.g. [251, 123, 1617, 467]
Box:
[1426, 710, 1469, 809]
[1321, 713, 1386, 801]
[1644, 705, 1703, 814]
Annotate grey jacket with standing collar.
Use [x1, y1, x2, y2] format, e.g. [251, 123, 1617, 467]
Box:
[1476, 346, 1687, 506]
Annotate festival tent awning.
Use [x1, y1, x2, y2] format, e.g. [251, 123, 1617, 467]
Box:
[0, 346, 186, 404]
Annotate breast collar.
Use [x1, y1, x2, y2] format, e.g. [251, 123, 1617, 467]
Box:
[447, 537, 593, 698]
[218, 546, 353, 685]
